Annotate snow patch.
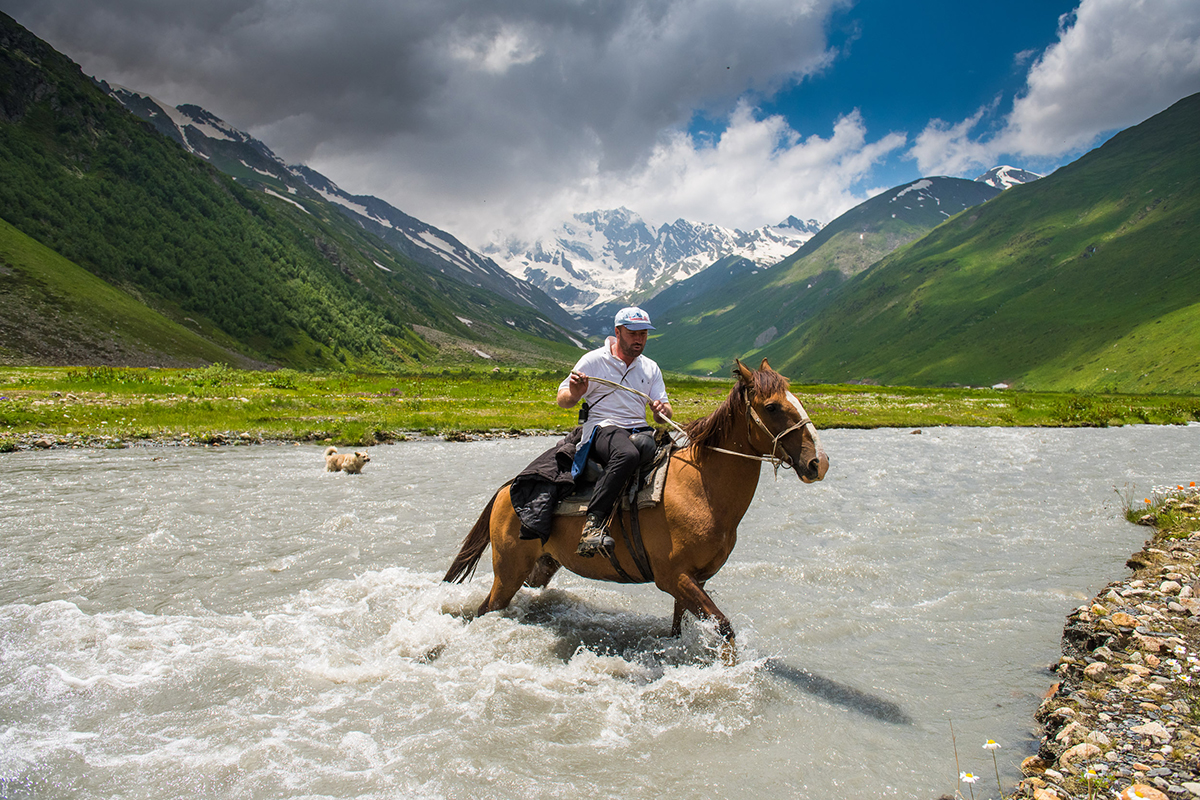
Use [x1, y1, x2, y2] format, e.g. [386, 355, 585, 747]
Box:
[893, 180, 933, 200]
[262, 188, 309, 213]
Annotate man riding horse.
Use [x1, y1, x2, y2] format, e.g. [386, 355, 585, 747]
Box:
[556, 306, 674, 558]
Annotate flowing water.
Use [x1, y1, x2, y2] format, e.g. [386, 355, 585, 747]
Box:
[2, 425, 1198, 799]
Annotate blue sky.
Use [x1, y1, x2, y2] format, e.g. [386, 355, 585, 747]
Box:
[751, 0, 1082, 187]
[3, 0, 1199, 245]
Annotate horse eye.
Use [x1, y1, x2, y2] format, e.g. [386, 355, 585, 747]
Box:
[765, 402, 782, 413]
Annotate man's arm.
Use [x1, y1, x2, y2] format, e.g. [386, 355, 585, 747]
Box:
[556, 371, 589, 408]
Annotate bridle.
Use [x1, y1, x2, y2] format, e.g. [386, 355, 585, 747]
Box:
[744, 403, 814, 474]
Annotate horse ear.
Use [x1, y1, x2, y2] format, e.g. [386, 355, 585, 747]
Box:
[733, 358, 755, 385]
[759, 358, 772, 372]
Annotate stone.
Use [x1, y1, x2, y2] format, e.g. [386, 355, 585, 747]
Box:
[1057, 721, 1087, 743]
[1118, 785, 1170, 800]
[1086, 730, 1112, 746]
[1130, 721, 1172, 742]
[1059, 742, 1102, 769]
[1161, 581, 1183, 595]
[1033, 788, 1059, 800]
[1021, 755, 1049, 775]
[1085, 662, 1110, 679]
[1136, 633, 1164, 653]
[1113, 611, 1140, 627]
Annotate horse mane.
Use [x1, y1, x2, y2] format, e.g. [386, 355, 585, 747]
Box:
[684, 364, 789, 456]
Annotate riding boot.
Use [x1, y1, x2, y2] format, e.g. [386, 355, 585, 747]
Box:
[576, 513, 615, 558]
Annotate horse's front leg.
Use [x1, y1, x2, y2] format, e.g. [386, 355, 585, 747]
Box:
[671, 574, 737, 665]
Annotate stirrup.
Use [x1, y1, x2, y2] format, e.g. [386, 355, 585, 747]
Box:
[577, 515, 614, 558]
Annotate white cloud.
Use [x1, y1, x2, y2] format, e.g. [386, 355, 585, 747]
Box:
[1001, 0, 1200, 156]
[908, 106, 995, 177]
[576, 104, 905, 231]
[909, 0, 1200, 176]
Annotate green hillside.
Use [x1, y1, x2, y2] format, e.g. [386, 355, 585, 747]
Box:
[755, 93, 1200, 393]
[0, 217, 254, 366]
[0, 13, 580, 370]
[652, 177, 1000, 373]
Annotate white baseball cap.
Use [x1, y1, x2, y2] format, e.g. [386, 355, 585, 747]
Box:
[614, 306, 655, 331]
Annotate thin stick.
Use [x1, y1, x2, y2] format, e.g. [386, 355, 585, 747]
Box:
[950, 719, 961, 797]
[580, 375, 689, 436]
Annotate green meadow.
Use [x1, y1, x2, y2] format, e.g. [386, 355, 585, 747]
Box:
[1, 365, 1197, 450]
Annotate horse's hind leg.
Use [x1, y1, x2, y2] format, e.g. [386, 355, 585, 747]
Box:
[672, 575, 737, 665]
[525, 554, 560, 589]
[477, 500, 542, 616]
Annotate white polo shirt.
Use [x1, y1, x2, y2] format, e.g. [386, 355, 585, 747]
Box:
[560, 337, 669, 442]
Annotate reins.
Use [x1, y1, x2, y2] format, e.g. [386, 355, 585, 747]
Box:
[580, 374, 810, 473]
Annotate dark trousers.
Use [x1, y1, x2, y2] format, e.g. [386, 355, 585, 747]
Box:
[586, 426, 642, 522]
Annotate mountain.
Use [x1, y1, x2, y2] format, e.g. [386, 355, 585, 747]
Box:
[975, 165, 1042, 190]
[648, 176, 1003, 373]
[107, 87, 580, 334]
[753, 92, 1200, 393]
[483, 208, 822, 327]
[0, 13, 583, 369]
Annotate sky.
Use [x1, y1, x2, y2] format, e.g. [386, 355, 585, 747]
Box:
[4, 0, 1200, 249]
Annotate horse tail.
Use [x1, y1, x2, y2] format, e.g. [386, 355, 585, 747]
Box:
[443, 487, 501, 584]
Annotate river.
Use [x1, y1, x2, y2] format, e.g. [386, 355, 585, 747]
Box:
[1, 424, 1197, 798]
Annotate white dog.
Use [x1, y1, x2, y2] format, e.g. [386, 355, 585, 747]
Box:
[324, 446, 370, 474]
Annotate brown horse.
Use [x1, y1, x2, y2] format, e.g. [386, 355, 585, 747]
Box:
[443, 358, 829, 660]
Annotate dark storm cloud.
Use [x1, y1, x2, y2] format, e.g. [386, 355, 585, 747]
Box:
[1, 0, 843, 238]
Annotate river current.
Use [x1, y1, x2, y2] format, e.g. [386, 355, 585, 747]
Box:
[2, 424, 1198, 799]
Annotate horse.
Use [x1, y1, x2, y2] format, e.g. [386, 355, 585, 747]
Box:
[443, 358, 829, 662]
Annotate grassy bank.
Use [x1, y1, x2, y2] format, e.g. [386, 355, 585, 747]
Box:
[1, 365, 1199, 450]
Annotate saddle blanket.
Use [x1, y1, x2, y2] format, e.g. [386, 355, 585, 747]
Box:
[553, 447, 672, 516]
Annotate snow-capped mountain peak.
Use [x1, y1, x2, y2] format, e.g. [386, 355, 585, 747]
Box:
[485, 211, 822, 314]
[975, 165, 1042, 190]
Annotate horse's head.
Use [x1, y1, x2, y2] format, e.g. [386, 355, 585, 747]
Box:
[735, 358, 829, 483]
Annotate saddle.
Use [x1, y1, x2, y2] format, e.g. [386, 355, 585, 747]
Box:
[554, 431, 674, 517]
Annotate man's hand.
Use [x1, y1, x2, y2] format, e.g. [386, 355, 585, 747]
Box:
[649, 399, 673, 424]
[556, 371, 589, 408]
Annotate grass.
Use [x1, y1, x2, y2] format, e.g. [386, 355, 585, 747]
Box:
[1120, 481, 1200, 538]
[1, 365, 1198, 449]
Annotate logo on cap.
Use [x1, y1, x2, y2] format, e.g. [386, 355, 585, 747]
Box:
[614, 306, 655, 330]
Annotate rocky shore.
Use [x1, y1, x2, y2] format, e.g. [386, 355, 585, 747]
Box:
[1010, 489, 1200, 800]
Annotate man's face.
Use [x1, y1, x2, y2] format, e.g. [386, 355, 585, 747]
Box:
[615, 326, 648, 359]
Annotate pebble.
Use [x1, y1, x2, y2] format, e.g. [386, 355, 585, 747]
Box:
[1011, 497, 1200, 800]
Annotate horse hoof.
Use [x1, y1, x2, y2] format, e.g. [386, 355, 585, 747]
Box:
[721, 642, 738, 667]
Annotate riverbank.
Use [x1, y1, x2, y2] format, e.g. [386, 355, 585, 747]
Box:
[1009, 486, 1200, 800]
[2, 365, 1199, 450]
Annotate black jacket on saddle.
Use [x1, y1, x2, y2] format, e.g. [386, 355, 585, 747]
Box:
[509, 428, 583, 542]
